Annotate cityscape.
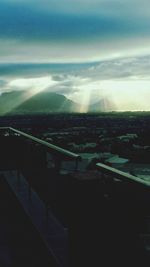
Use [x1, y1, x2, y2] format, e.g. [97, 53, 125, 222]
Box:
[0, 112, 150, 266]
[0, 0, 150, 266]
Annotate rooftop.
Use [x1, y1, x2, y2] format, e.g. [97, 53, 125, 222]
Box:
[0, 127, 149, 266]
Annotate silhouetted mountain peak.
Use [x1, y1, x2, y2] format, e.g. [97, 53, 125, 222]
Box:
[0, 90, 79, 114]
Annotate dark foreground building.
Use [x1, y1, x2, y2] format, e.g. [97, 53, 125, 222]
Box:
[0, 127, 149, 267]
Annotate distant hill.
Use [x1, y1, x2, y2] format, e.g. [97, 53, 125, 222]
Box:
[0, 90, 116, 115]
[88, 98, 115, 112]
[0, 90, 80, 114]
[0, 91, 26, 114]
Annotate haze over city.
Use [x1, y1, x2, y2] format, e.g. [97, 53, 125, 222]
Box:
[0, 0, 150, 112]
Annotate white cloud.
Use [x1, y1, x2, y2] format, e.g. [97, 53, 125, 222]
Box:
[1, 53, 150, 111]
[52, 56, 150, 110]
[83, 55, 150, 80]
[1, 35, 150, 64]
[8, 76, 58, 96]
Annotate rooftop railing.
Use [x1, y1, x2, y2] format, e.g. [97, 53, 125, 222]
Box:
[0, 127, 81, 172]
[96, 162, 150, 188]
[0, 127, 149, 266]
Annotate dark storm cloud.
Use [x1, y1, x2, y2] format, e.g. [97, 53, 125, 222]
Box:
[0, 5, 136, 41]
[0, 0, 150, 63]
[0, 1, 150, 43]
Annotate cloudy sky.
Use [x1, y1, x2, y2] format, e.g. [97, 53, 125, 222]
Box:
[0, 0, 150, 111]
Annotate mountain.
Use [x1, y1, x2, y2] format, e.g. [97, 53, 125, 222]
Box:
[88, 98, 115, 112]
[0, 90, 80, 114]
[0, 90, 115, 115]
[0, 90, 26, 114]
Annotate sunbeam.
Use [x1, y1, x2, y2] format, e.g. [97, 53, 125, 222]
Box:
[1, 76, 58, 114]
[79, 88, 92, 113]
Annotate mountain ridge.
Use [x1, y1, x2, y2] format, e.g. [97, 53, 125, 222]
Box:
[0, 90, 115, 114]
[0, 90, 80, 114]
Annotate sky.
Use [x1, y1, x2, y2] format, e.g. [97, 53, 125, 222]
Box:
[0, 0, 150, 111]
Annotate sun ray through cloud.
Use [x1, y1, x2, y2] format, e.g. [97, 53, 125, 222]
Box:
[79, 88, 92, 113]
[0, 0, 150, 112]
[1, 76, 58, 114]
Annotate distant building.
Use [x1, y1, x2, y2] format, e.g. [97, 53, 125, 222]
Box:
[105, 155, 129, 168]
[117, 133, 138, 142]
